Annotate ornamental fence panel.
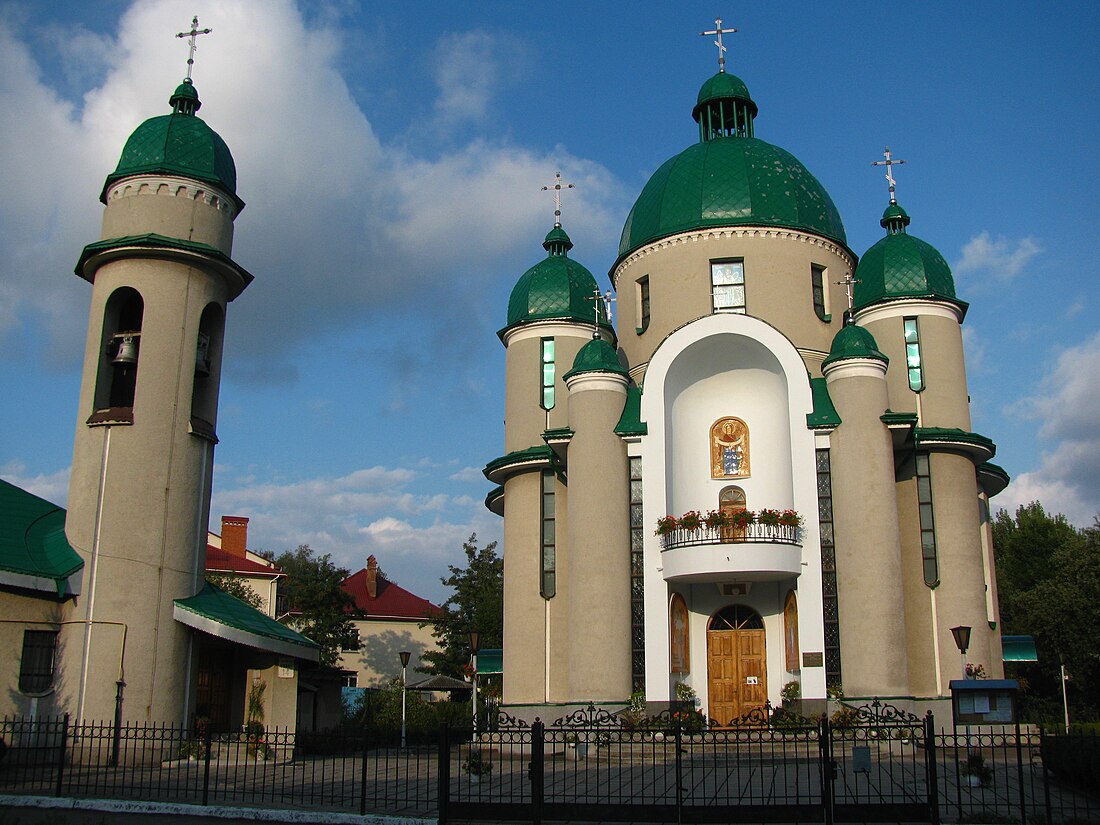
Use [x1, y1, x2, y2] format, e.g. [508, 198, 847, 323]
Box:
[1, 705, 1097, 824]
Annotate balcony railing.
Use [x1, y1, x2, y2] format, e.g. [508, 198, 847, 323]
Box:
[658, 523, 800, 551]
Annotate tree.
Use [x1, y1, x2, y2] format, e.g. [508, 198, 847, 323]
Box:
[994, 503, 1100, 720]
[273, 544, 357, 668]
[420, 534, 503, 678]
[204, 572, 264, 610]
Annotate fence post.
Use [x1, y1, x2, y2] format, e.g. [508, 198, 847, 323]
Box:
[1039, 724, 1052, 825]
[674, 715, 683, 823]
[1014, 719, 1027, 824]
[201, 720, 212, 806]
[359, 726, 369, 816]
[924, 711, 940, 825]
[437, 723, 450, 825]
[54, 713, 69, 797]
[530, 720, 544, 825]
[819, 715, 834, 825]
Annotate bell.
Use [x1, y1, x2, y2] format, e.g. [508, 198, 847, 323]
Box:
[111, 334, 139, 368]
[195, 332, 211, 376]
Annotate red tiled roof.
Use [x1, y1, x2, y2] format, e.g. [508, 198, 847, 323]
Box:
[341, 568, 439, 620]
[205, 545, 283, 577]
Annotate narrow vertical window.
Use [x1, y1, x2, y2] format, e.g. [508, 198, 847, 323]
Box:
[816, 449, 842, 689]
[540, 338, 555, 410]
[711, 260, 745, 314]
[541, 471, 556, 598]
[629, 456, 646, 691]
[916, 453, 939, 586]
[811, 264, 828, 321]
[904, 318, 924, 392]
[636, 276, 651, 333]
[19, 630, 58, 694]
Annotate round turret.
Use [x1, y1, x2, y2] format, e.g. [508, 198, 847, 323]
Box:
[853, 201, 961, 312]
[563, 338, 627, 381]
[822, 322, 888, 370]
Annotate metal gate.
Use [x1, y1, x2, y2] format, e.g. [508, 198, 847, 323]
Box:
[441, 701, 936, 824]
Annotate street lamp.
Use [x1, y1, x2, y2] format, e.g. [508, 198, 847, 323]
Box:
[950, 625, 972, 679]
[469, 631, 481, 737]
[398, 650, 411, 748]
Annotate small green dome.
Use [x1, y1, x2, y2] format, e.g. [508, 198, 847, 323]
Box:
[564, 337, 627, 380]
[694, 71, 756, 119]
[853, 202, 961, 311]
[100, 79, 241, 209]
[822, 322, 888, 369]
[617, 138, 846, 262]
[503, 226, 609, 334]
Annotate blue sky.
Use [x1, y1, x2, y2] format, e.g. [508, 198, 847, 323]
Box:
[2, 1, 1098, 603]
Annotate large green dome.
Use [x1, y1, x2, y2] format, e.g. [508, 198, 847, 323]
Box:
[616, 72, 846, 265]
[100, 79, 242, 210]
[854, 202, 963, 312]
[502, 226, 610, 336]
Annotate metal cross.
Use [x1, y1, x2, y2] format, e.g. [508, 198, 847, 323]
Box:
[700, 17, 738, 73]
[836, 272, 861, 313]
[871, 146, 907, 204]
[176, 16, 212, 80]
[541, 172, 575, 227]
[588, 289, 615, 335]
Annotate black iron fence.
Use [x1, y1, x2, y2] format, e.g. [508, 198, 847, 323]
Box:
[1, 706, 1096, 824]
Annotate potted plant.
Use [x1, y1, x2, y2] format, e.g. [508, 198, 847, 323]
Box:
[462, 748, 493, 782]
[780, 680, 801, 710]
[757, 508, 781, 527]
[703, 509, 729, 530]
[965, 663, 986, 680]
[655, 515, 678, 536]
[961, 751, 992, 787]
[777, 509, 801, 528]
[730, 509, 756, 529]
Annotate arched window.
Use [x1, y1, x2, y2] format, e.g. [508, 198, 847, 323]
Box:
[719, 486, 747, 541]
[708, 604, 763, 631]
[92, 287, 143, 419]
[783, 590, 800, 672]
[190, 302, 224, 437]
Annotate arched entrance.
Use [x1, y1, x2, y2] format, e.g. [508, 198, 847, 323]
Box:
[707, 605, 766, 724]
[719, 486, 747, 541]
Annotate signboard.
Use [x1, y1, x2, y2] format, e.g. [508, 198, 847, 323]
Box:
[949, 680, 1019, 725]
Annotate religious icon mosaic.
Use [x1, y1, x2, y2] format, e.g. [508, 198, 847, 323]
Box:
[710, 417, 750, 479]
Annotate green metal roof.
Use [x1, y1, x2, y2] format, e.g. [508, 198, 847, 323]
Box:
[173, 582, 319, 661]
[1001, 635, 1038, 662]
[806, 377, 841, 429]
[822, 323, 888, 369]
[476, 648, 503, 674]
[483, 445, 556, 483]
[853, 201, 966, 314]
[101, 79, 242, 211]
[0, 479, 83, 598]
[915, 427, 996, 462]
[978, 462, 1011, 497]
[694, 71, 755, 113]
[614, 384, 648, 436]
[563, 338, 628, 380]
[502, 225, 611, 337]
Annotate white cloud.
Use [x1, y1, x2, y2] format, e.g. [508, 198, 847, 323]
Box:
[432, 31, 516, 127]
[0, 462, 71, 506]
[954, 231, 1042, 282]
[1001, 331, 1100, 528]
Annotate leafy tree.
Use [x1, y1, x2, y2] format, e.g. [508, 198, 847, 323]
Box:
[994, 503, 1100, 720]
[204, 572, 264, 610]
[273, 544, 357, 668]
[420, 534, 503, 678]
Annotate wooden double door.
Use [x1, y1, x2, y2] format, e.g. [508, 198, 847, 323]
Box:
[706, 605, 767, 725]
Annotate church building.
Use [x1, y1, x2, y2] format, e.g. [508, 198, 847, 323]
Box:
[485, 42, 1008, 721]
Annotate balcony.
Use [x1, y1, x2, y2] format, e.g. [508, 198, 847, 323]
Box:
[659, 524, 803, 584]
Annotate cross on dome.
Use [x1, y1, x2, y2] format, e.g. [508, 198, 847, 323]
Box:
[836, 271, 861, 315]
[176, 15, 212, 81]
[587, 288, 615, 336]
[871, 146, 907, 204]
[541, 172, 575, 227]
[700, 17, 738, 73]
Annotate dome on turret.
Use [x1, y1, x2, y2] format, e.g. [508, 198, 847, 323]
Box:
[502, 225, 611, 337]
[100, 78, 242, 211]
[853, 201, 964, 313]
[615, 71, 846, 268]
[563, 338, 627, 381]
[822, 321, 888, 370]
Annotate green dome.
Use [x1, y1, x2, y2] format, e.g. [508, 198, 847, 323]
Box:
[100, 79, 241, 210]
[694, 72, 756, 119]
[564, 337, 627, 380]
[822, 322, 888, 369]
[853, 202, 962, 311]
[617, 137, 847, 261]
[503, 226, 609, 334]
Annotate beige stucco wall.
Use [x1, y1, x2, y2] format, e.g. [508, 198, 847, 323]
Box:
[102, 177, 237, 253]
[613, 228, 855, 381]
[337, 618, 437, 687]
[825, 363, 910, 697]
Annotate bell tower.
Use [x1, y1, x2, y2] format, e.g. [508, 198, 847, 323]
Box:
[62, 22, 253, 724]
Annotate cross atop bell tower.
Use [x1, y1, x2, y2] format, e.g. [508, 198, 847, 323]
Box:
[871, 146, 907, 204]
[541, 172, 575, 228]
[176, 15, 212, 80]
[700, 17, 738, 73]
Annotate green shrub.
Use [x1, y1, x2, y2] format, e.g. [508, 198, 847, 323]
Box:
[1042, 731, 1100, 791]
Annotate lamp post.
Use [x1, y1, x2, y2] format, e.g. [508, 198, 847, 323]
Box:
[950, 625, 972, 679]
[469, 631, 481, 738]
[399, 651, 411, 748]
